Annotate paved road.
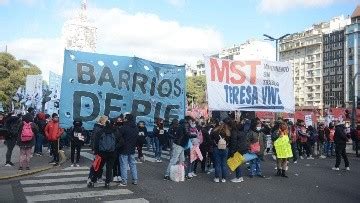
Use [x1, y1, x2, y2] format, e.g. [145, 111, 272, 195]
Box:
[1, 147, 359, 202]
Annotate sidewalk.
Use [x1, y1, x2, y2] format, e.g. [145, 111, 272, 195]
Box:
[0, 140, 67, 180]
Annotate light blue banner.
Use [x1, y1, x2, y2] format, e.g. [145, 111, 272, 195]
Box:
[60, 50, 186, 130]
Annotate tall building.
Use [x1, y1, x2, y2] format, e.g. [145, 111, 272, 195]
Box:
[219, 39, 275, 61]
[323, 30, 346, 108]
[279, 16, 350, 109]
[345, 6, 360, 108]
[62, 0, 97, 52]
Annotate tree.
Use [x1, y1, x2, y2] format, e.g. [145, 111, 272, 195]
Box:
[186, 75, 207, 107]
[0, 52, 41, 110]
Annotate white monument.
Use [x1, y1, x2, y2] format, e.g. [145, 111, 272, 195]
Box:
[62, 0, 97, 52]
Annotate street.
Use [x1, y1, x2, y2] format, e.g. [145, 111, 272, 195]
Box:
[1, 147, 359, 203]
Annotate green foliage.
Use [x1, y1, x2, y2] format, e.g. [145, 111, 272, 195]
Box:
[186, 75, 207, 106]
[0, 52, 41, 110]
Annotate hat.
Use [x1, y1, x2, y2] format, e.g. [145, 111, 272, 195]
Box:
[52, 113, 58, 118]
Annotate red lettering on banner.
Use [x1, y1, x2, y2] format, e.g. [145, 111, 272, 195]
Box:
[210, 58, 260, 85]
[210, 58, 229, 83]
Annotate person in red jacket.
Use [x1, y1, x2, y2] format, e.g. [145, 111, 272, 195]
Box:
[45, 113, 64, 166]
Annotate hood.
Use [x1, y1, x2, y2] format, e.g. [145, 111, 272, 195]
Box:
[37, 112, 46, 121]
[23, 114, 33, 123]
[73, 119, 83, 127]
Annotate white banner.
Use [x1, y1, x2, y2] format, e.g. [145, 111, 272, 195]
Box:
[205, 57, 294, 113]
[49, 71, 62, 100]
[25, 75, 43, 110]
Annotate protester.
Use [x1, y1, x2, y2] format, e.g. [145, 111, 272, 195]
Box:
[317, 123, 327, 159]
[153, 118, 167, 162]
[137, 121, 147, 162]
[354, 125, 360, 157]
[168, 119, 179, 152]
[34, 112, 47, 156]
[228, 119, 247, 183]
[17, 114, 38, 170]
[194, 120, 211, 173]
[247, 119, 266, 178]
[44, 113, 64, 166]
[297, 121, 313, 159]
[187, 118, 203, 178]
[274, 122, 293, 178]
[332, 121, 350, 171]
[112, 115, 123, 182]
[211, 120, 230, 183]
[25, 107, 35, 122]
[326, 123, 335, 157]
[118, 114, 139, 186]
[307, 125, 318, 157]
[87, 118, 117, 189]
[0, 113, 6, 140]
[164, 117, 191, 181]
[4, 111, 20, 166]
[70, 119, 86, 167]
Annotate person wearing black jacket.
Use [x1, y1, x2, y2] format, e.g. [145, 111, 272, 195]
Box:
[137, 121, 147, 162]
[164, 117, 192, 180]
[118, 114, 139, 186]
[4, 112, 20, 167]
[228, 120, 247, 183]
[153, 118, 167, 162]
[168, 119, 179, 152]
[332, 121, 350, 171]
[87, 118, 117, 189]
[34, 112, 47, 156]
[70, 119, 86, 167]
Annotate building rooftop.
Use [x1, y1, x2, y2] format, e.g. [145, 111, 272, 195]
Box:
[351, 5, 360, 19]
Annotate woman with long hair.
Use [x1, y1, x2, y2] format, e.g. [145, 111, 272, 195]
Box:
[211, 119, 231, 183]
[274, 122, 293, 178]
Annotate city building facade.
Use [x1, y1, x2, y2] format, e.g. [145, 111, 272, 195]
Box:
[279, 16, 350, 109]
[345, 6, 360, 108]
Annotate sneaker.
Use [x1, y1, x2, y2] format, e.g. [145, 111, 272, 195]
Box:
[132, 180, 138, 185]
[332, 167, 340, 171]
[221, 179, 226, 183]
[188, 173, 193, 178]
[230, 178, 244, 183]
[294, 161, 298, 164]
[26, 167, 30, 170]
[214, 178, 220, 183]
[53, 163, 59, 167]
[97, 179, 105, 184]
[164, 176, 170, 181]
[104, 183, 110, 189]
[320, 155, 326, 159]
[119, 182, 127, 187]
[5, 163, 12, 167]
[307, 156, 314, 160]
[49, 161, 56, 165]
[8, 162, 15, 166]
[346, 167, 350, 171]
[76, 164, 80, 167]
[18, 167, 23, 171]
[192, 172, 197, 177]
[70, 164, 75, 167]
[87, 180, 94, 188]
[157, 159, 163, 163]
[113, 176, 120, 182]
[300, 156, 304, 160]
[185, 176, 192, 180]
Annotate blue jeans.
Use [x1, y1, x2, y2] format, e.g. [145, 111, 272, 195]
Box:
[165, 143, 185, 176]
[235, 166, 242, 178]
[250, 157, 261, 176]
[119, 154, 138, 184]
[214, 148, 228, 179]
[327, 142, 335, 156]
[154, 137, 162, 160]
[34, 133, 43, 154]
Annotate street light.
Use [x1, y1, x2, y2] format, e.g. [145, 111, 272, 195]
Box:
[351, 72, 359, 128]
[263, 34, 290, 61]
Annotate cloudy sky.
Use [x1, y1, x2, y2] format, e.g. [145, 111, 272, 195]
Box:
[0, 0, 357, 79]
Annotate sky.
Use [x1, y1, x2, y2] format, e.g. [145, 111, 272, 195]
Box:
[0, 0, 358, 79]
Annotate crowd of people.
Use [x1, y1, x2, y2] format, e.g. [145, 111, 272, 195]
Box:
[0, 108, 359, 189]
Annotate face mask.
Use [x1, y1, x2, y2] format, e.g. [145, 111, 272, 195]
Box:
[190, 123, 196, 128]
[256, 127, 261, 131]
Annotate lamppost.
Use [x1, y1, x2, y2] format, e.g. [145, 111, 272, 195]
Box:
[351, 72, 359, 128]
[263, 34, 290, 61]
[263, 34, 290, 119]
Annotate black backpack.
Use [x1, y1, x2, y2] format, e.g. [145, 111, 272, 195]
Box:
[99, 132, 116, 152]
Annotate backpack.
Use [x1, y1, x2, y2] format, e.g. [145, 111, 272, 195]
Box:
[21, 122, 34, 142]
[217, 135, 227, 150]
[99, 132, 116, 152]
